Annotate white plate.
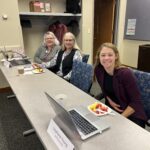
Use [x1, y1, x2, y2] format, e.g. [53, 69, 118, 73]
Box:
[88, 102, 112, 116]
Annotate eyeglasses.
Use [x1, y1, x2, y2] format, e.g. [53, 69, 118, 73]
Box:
[45, 37, 54, 40]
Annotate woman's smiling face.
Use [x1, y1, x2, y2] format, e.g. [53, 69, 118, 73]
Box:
[63, 33, 75, 50]
[99, 46, 117, 71]
[45, 34, 55, 47]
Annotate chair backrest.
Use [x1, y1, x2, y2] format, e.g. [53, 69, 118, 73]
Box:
[70, 60, 93, 93]
[132, 69, 150, 119]
[82, 54, 89, 63]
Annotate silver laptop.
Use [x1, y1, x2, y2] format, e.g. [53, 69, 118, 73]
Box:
[45, 92, 110, 141]
[9, 58, 31, 66]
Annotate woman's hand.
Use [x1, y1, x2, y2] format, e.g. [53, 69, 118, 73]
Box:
[106, 96, 124, 112]
[121, 106, 135, 118]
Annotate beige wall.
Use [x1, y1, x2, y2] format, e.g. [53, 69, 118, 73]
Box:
[0, 0, 23, 50]
[0, 0, 23, 88]
[82, 0, 94, 64]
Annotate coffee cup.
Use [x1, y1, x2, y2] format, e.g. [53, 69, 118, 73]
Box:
[18, 66, 24, 74]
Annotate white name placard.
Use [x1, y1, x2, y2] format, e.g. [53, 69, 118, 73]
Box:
[47, 119, 74, 150]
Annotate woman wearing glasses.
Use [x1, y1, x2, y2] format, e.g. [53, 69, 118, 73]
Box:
[34, 31, 61, 64]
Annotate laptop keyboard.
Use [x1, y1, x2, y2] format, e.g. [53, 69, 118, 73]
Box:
[9, 59, 31, 66]
[69, 110, 98, 135]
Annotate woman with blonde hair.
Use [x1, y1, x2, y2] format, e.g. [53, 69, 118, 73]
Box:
[34, 31, 61, 64]
[46, 32, 82, 80]
[94, 42, 147, 128]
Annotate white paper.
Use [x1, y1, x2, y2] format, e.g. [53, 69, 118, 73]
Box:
[47, 119, 74, 150]
[126, 19, 136, 35]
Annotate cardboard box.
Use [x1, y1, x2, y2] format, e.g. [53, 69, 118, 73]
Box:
[44, 2, 51, 12]
[29, 1, 41, 12]
[29, 1, 51, 13]
[40, 2, 45, 12]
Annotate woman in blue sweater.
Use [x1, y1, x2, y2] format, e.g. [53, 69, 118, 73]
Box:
[94, 43, 147, 128]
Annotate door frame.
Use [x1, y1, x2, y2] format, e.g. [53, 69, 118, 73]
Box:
[93, 0, 120, 63]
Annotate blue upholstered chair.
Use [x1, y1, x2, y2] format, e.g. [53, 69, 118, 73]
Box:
[82, 54, 89, 63]
[132, 69, 150, 126]
[70, 60, 93, 93]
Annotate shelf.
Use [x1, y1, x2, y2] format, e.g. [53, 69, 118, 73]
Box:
[19, 12, 82, 27]
[19, 12, 82, 17]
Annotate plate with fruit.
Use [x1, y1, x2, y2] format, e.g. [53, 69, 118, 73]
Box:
[32, 64, 44, 74]
[88, 102, 112, 116]
[32, 68, 44, 74]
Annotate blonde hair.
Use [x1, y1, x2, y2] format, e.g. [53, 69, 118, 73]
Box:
[43, 31, 60, 46]
[94, 42, 121, 69]
[61, 32, 80, 51]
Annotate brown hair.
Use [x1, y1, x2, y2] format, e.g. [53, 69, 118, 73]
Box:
[94, 42, 121, 69]
[93, 43, 122, 81]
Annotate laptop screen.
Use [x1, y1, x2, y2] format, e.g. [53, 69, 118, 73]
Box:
[45, 92, 81, 141]
[9, 59, 31, 66]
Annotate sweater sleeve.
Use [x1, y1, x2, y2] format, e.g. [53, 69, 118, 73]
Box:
[44, 50, 59, 68]
[34, 46, 43, 64]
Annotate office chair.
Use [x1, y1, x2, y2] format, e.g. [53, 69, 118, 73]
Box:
[82, 54, 89, 63]
[70, 60, 93, 93]
[132, 69, 150, 126]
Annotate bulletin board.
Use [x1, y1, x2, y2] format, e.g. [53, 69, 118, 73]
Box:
[124, 0, 150, 41]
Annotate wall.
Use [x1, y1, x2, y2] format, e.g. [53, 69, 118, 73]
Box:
[82, 0, 94, 63]
[0, 0, 23, 47]
[0, 0, 23, 88]
[117, 0, 150, 68]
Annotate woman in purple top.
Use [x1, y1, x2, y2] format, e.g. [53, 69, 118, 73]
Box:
[94, 43, 147, 128]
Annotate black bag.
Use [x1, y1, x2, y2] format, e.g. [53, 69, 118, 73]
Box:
[66, 0, 81, 14]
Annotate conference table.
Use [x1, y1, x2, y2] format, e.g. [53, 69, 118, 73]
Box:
[0, 63, 150, 150]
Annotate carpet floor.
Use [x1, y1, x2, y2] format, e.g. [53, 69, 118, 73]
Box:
[0, 91, 45, 150]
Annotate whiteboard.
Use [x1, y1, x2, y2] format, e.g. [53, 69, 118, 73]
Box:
[124, 0, 150, 41]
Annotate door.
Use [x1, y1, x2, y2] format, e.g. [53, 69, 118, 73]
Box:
[93, 0, 116, 63]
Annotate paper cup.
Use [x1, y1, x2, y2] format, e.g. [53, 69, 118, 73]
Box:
[18, 66, 24, 74]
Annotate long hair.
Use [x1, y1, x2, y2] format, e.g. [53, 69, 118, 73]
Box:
[43, 31, 60, 46]
[94, 42, 121, 69]
[61, 32, 80, 51]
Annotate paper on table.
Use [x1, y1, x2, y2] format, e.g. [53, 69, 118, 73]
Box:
[24, 71, 33, 75]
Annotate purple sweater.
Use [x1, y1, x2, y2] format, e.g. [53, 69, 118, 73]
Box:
[95, 65, 147, 121]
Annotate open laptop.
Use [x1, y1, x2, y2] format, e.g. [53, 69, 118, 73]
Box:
[45, 92, 110, 140]
[9, 58, 31, 66]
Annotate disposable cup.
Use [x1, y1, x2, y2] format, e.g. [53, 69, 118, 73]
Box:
[18, 66, 24, 74]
